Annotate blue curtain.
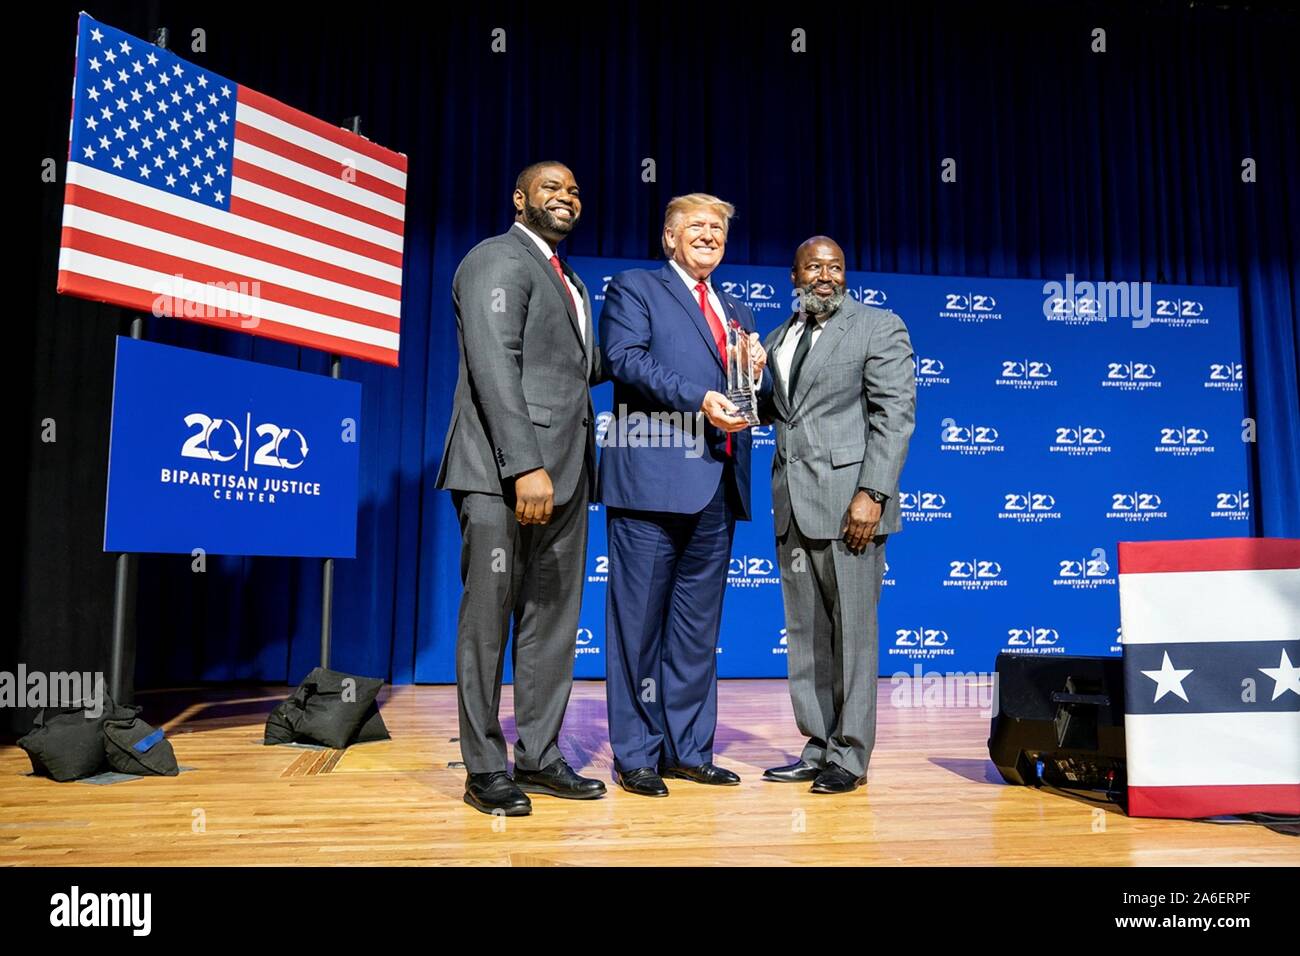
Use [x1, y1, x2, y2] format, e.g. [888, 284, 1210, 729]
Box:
[36, 1, 1297, 686]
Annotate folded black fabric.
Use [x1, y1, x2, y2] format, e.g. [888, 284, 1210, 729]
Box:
[103, 716, 179, 776]
[350, 700, 391, 744]
[264, 682, 311, 745]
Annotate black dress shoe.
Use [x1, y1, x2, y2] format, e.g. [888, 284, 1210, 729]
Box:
[464, 771, 532, 815]
[763, 758, 822, 783]
[659, 762, 741, 786]
[615, 767, 669, 797]
[810, 764, 865, 794]
[514, 758, 607, 800]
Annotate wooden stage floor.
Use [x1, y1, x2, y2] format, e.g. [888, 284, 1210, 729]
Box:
[2, 680, 1296, 866]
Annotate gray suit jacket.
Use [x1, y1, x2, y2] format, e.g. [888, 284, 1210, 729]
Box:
[435, 225, 605, 506]
[760, 296, 916, 539]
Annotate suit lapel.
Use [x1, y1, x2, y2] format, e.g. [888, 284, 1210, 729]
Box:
[766, 315, 800, 417]
[509, 226, 586, 353]
[789, 301, 854, 412]
[659, 264, 725, 372]
[567, 265, 595, 375]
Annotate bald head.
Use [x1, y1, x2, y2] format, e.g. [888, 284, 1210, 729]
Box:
[793, 236, 845, 273]
[792, 236, 847, 316]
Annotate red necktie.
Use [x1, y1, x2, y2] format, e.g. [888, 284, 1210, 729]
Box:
[695, 281, 732, 456]
[550, 255, 578, 316]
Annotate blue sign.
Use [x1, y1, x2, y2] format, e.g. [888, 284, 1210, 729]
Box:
[567, 258, 1250, 678]
[104, 337, 362, 557]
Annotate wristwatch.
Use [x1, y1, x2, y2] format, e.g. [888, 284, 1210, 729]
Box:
[861, 488, 888, 505]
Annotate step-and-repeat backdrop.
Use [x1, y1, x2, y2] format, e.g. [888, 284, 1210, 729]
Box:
[562, 258, 1248, 677]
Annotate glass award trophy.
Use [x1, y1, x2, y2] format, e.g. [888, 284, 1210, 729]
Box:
[725, 319, 760, 426]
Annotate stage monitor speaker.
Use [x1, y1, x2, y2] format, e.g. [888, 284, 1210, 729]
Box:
[988, 653, 1126, 805]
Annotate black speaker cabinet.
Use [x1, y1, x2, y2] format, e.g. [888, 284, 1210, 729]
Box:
[988, 653, 1127, 804]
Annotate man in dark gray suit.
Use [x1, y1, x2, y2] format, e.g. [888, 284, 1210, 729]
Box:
[758, 236, 916, 794]
[436, 161, 607, 815]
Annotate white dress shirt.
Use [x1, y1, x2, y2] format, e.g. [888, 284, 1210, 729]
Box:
[668, 259, 768, 388]
[514, 221, 585, 343]
[776, 311, 830, 400]
[668, 258, 728, 325]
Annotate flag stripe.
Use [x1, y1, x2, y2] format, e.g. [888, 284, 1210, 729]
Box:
[1128, 784, 1300, 818]
[1125, 711, 1300, 786]
[1117, 568, 1300, 644]
[229, 196, 402, 271]
[230, 175, 404, 253]
[232, 159, 403, 235]
[57, 270, 399, 365]
[61, 229, 401, 333]
[1124, 639, 1300, 714]
[236, 88, 408, 180]
[58, 248, 400, 351]
[235, 120, 406, 205]
[67, 163, 402, 280]
[1118, 537, 1300, 574]
[234, 137, 406, 220]
[65, 185, 402, 301]
[62, 201, 401, 318]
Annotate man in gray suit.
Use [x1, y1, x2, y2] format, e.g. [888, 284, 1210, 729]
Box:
[758, 236, 916, 794]
[436, 161, 607, 815]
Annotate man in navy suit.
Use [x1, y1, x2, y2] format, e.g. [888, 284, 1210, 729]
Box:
[598, 193, 769, 796]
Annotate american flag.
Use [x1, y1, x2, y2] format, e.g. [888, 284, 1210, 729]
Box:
[58, 13, 406, 366]
[1119, 537, 1300, 818]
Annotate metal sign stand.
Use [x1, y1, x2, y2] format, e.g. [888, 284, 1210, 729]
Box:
[319, 114, 362, 671]
[106, 27, 169, 705]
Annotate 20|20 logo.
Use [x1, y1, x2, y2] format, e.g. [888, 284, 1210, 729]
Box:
[1004, 492, 1055, 511]
[944, 293, 997, 312]
[1059, 548, 1110, 578]
[1002, 360, 1052, 379]
[180, 413, 309, 469]
[1159, 426, 1210, 445]
[941, 419, 999, 443]
[949, 559, 1001, 579]
[1111, 492, 1162, 511]
[1007, 627, 1059, 646]
[1054, 426, 1106, 445]
[1154, 298, 1204, 318]
[1106, 361, 1157, 380]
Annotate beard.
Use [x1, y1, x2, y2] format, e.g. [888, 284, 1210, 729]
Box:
[798, 282, 847, 316]
[522, 198, 578, 236]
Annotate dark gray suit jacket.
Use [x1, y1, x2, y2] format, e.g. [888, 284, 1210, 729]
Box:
[436, 225, 605, 506]
[760, 296, 916, 538]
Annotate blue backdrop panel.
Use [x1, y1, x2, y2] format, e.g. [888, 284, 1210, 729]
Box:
[105, 336, 362, 558]
[566, 258, 1249, 677]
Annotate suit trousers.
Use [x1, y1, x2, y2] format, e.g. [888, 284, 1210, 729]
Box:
[776, 509, 888, 778]
[605, 470, 738, 772]
[452, 481, 589, 774]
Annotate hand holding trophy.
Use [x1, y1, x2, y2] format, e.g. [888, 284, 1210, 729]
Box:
[724, 320, 763, 426]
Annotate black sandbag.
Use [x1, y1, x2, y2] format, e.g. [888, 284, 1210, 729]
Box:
[103, 716, 179, 776]
[17, 696, 137, 782]
[264, 668, 386, 749]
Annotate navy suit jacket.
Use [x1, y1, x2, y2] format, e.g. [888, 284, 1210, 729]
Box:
[597, 263, 771, 520]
